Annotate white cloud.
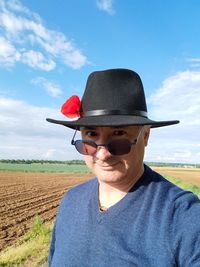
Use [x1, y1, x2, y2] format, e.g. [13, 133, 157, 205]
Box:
[6, 0, 40, 19]
[148, 70, 200, 124]
[0, 96, 81, 160]
[0, 36, 20, 66]
[186, 58, 200, 63]
[0, 0, 87, 70]
[186, 58, 200, 69]
[96, 0, 115, 15]
[145, 129, 200, 164]
[146, 70, 200, 164]
[21, 50, 56, 71]
[42, 149, 57, 159]
[32, 77, 62, 97]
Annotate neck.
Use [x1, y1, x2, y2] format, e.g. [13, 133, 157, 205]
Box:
[98, 165, 144, 209]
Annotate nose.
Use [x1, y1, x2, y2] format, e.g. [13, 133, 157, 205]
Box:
[95, 144, 112, 160]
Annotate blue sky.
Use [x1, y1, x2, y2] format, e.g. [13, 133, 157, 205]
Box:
[0, 0, 200, 163]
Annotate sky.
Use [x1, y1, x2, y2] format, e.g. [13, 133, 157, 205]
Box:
[0, 0, 200, 164]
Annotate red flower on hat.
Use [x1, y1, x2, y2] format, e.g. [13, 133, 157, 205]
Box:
[61, 95, 81, 118]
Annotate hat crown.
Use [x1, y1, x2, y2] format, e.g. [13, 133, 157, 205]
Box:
[46, 68, 179, 129]
[81, 69, 147, 115]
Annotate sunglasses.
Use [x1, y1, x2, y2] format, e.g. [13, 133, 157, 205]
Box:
[71, 128, 142, 156]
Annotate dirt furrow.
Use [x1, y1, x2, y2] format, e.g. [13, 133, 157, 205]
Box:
[0, 172, 91, 251]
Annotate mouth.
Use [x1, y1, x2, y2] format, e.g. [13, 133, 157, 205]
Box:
[96, 161, 120, 170]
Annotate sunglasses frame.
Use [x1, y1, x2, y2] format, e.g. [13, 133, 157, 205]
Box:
[71, 127, 143, 156]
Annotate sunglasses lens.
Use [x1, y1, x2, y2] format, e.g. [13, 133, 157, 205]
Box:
[75, 140, 97, 155]
[108, 139, 131, 155]
[74, 139, 132, 156]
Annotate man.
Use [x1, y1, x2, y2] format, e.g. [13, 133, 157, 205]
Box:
[47, 69, 200, 266]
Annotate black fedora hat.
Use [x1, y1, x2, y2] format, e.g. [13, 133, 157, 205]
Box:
[46, 68, 179, 129]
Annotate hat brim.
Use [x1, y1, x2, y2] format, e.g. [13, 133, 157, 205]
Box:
[46, 115, 179, 130]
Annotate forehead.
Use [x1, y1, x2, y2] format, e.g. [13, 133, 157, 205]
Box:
[80, 126, 141, 131]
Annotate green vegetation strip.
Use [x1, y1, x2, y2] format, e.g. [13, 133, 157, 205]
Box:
[0, 217, 52, 267]
[0, 162, 91, 173]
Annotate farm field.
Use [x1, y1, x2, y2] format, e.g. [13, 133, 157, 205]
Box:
[152, 166, 200, 186]
[0, 172, 91, 251]
[0, 166, 200, 253]
[0, 162, 90, 173]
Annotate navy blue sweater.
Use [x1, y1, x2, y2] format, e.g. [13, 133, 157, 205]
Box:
[49, 165, 200, 266]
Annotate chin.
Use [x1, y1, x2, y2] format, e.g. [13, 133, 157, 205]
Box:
[96, 170, 125, 184]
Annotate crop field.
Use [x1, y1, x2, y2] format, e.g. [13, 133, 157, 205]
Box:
[0, 172, 91, 251]
[0, 166, 200, 253]
[152, 166, 200, 186]
[0, 162, 90, 173]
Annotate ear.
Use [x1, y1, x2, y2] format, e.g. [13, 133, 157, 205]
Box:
[143, 126, 150, 146]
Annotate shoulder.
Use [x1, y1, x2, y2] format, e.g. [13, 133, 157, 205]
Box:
[143, 164, 200, 205]
[144, 165, 200, 243]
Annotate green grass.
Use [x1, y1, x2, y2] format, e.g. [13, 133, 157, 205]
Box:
[0, 162, 91, 173]
[0, 216, 52, 267]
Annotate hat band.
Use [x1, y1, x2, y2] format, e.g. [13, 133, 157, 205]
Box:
[82, 109, 148, 118]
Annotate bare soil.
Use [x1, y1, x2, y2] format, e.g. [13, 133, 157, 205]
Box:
[0, 172, 91, 251]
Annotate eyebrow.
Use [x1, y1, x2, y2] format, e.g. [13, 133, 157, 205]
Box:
[80, 126, 128, 130]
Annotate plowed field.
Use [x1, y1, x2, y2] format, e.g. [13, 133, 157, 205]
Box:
[0, 172, 91, 251]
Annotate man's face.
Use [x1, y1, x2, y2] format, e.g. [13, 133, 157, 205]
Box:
[81, 126, 150, 186]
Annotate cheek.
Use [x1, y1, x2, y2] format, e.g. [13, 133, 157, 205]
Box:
[83, 155, 93, 168]
[125, 143, 145, 165]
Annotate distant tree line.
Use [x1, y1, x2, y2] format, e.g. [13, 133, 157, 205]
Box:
[0, 159, 199, 168]
[145, 161, 200, 168]
[0, 159, 86, 165]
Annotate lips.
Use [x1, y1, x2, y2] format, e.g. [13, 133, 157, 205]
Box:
[95, 161, 120, 170]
